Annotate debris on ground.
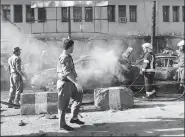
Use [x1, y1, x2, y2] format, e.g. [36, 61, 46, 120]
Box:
[45, 114, 58, 119]
[18, 120, 26, 126]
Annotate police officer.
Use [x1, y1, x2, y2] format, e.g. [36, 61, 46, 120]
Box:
[176, 40, 184, 93]
[8, 47, 27, 108]
[141, 43, 156, 98]
[57, 39, 84, 131]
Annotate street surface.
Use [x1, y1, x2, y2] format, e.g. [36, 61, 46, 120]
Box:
[1, 90, 184, 136]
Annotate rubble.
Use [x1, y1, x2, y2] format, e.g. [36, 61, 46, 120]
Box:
[18, 120, 26, 126]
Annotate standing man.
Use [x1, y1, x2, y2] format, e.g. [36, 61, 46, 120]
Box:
[141, 43, 156, 99]
[8, 47, 27, 108]
[176, 40, 184, 93]
[57, 39, 84, 131]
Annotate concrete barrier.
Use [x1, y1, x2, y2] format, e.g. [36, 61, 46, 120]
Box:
[94, 87, 134, 111]
[20, 91, 95, 115]
[20, 92, 58, 115]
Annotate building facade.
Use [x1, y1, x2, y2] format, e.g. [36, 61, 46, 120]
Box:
[1, 0, 184, 38]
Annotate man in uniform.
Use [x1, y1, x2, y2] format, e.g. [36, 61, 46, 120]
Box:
[57, 39, 84, 131]
[8, 47, 27, 108]
[141, 43, 156, 98]
[176, 40, 184, 93]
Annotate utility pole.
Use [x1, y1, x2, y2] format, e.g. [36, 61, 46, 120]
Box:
[68, 7, 71, 39]
[151, 1, 156, 53]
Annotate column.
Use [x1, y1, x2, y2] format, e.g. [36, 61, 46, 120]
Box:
[10, 5, 14, 22]
[23, 4, 26, 23]
[179, 6, 182, 22]
[169, 6, 172, 22]
[126, 5, 129, 22]
[35, 8, 38, 23]
[115, 5, 118, 22]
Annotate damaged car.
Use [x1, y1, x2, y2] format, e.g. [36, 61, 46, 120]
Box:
[135, 54, 178, 81]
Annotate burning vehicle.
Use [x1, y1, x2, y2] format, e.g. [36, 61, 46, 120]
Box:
[30, 47, 136, 92]
[1, 47, 179, 93]
[29, 47, 179, 93]
[30, 55, 120, 92]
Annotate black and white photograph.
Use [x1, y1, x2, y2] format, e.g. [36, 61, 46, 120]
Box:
[0, 0, 184, 136]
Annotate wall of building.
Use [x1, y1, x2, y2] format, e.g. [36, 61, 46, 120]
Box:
[156, 0, 184, 35]
[1, 0, 184, 38]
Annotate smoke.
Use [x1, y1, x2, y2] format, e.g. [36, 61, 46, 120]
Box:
[75, 39, 131, 88]
[1, 20, 133, 90]
[1, 22, 61, 77]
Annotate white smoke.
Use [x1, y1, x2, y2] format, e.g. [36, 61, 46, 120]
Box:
[1, 20, 132, 90]
[1, 22, 61, 77]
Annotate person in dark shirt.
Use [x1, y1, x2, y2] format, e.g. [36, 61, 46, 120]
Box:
[141, 43, 156, 99]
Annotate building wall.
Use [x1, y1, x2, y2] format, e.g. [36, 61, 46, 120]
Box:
[1, 0, 184, 38]
[157, 0, 184, 35]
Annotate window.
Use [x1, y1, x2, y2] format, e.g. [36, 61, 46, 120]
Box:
[129, 6, 137, 22]
[108, 5, 115, 22]
[163, 6, 170, 22]
[1, 5, 11, 22]
[182, 6, 184, 22]
[173, 6, 180, 22]
[38, 8, 46, 22]
[61, 7, 68, 22]
[73, 7, 82, 22]
[118, 5, 126, 18]
[26, 5, 34, 22]
[14, 5, 23, 23]
[85, 7, 93, 22]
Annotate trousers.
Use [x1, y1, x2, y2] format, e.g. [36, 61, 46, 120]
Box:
[177, 67, 184, 85]
[57, 79, 83, 128]
[8, 73, 23, 104]
[144, 72, 155, 95]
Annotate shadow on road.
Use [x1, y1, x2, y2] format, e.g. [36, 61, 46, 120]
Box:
[19, 117, 184, 136]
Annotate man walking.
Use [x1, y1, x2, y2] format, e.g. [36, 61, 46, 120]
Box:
[141, 43, 156, 99]
[8, 47, 27, 108]
[57, 39, 84, 131]
[176, 40, 184, 93]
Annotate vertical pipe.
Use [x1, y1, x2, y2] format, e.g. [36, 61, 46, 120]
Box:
[30, 23, 33, 34]
[107, 6, 109, 33]
[100, 7, 101, 33]
[151, 1, 156, 53]
[68, 7, 71, 39]
[56, 7, 58, 32]
[94, 5, 96, 32]
[42, 0, 45, 33]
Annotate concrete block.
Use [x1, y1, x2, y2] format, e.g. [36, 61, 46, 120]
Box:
[20, 104, 35, 115]
[94, 87, 134, 110]
[20, 92, 58, 115]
